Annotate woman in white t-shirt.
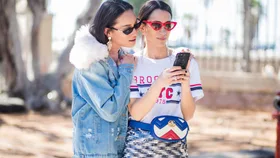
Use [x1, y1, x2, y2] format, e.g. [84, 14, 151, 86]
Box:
[123, 0, 204, 157]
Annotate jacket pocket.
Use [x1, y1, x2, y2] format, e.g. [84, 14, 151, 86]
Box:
[79, 109, 108, 155]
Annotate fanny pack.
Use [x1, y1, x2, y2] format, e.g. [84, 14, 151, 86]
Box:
[129, 115, 189, 142]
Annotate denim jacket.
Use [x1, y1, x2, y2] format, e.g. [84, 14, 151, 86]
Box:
[69, 25, 134, 158]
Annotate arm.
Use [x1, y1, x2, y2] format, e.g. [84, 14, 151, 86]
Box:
[180, 83, 195, 121]
[128, 67, 185, 121]
[180, 59, 204, 121]
[77, 62, 134, 122]
[128, 79, 163, 121]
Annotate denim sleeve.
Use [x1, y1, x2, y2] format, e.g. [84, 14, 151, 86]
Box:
[76, 62, 134, 122]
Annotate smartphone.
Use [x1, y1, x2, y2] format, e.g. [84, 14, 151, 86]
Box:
[173, 52, 191, 69]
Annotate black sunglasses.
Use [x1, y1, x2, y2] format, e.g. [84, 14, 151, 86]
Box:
[110, 19, 141, 35]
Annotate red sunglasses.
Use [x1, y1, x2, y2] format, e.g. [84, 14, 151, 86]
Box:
[143, 20, 177, 31]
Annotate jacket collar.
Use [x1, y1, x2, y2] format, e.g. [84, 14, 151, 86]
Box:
[69, 25, 109, 70]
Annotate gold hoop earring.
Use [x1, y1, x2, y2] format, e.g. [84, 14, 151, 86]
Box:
[107, 37, 112, 51]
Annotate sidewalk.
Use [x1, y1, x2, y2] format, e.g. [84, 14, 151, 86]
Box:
[0, 103, 276, 157]
[191, 149, 274, 158]
[187, 106, 276, 157]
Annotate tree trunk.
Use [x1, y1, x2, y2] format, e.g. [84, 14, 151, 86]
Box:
[0, 0, 102, 112]
[54, 0, 102, 80]
[0, 0, 28, 97]
[27, 0, 45, 81]
[243, 0, 260, 72]
[25, 0, 102, 111]
[243, 0, 252, 72]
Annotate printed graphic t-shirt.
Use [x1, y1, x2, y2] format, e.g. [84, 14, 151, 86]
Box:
[130, 52, 204, 123]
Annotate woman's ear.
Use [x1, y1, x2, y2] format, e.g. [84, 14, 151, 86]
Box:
[139, 24, 147, 35]
[104, 28, 112, 37]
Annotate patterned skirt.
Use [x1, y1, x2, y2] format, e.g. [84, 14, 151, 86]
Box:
[123, 127, 188, 158]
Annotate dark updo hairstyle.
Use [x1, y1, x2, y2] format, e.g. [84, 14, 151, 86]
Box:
[89, 0, 133, 44]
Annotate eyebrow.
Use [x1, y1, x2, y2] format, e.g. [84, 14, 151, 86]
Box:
[119, 24, 133, 28]
[119, 19, 139, 28]
[148, 20, 171, 22]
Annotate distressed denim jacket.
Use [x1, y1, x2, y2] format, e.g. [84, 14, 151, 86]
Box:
[69, 25, 134, 158]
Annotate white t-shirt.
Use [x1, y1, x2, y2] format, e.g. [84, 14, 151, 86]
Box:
[130, 51, 204, 123]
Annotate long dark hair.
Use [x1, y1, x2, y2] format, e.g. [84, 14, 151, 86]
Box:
[89, 0, 133, 44]
[138, 0, 172, 21]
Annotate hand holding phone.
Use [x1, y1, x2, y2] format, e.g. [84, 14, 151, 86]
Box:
[173, 52, 191, 69]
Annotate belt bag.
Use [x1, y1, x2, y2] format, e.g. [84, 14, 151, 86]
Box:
[129, 115, 189, 142]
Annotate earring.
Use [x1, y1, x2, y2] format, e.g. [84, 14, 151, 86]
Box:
[140, 35, 145, 49]
[107, 37, 112, 51]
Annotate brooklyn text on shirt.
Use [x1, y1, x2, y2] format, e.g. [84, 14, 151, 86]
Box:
[133, 75, 159, 84]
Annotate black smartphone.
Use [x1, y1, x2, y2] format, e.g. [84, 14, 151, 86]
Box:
[173, 52, 191, 69]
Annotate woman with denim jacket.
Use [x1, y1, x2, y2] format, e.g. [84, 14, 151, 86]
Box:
[124, 0, 204, 157]
[69, 0, 141, 157]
